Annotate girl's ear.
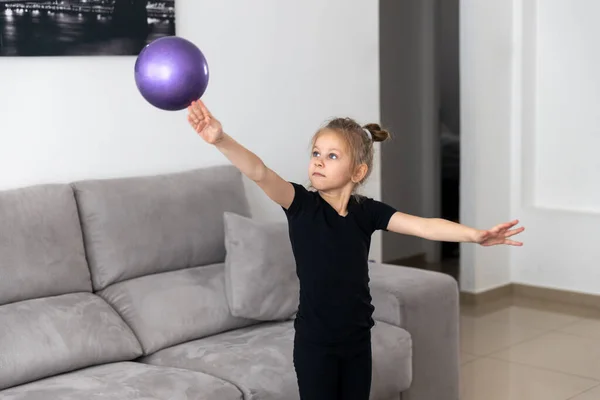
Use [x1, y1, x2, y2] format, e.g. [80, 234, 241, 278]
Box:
[351, 164, 368, 184]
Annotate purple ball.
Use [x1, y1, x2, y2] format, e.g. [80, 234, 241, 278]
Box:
[134, 36, 209, 111]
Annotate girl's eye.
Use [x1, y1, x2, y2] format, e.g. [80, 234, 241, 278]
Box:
[329, 153, 338, 160]
[312, 151, 320, 157]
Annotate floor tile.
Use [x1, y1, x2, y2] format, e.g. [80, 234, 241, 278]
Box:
[461, 315, 546, 356]
[490, 332, 600, 380]
[471, 305, 581, 332]
[569, 384, 600, 399]
[461, 352, 478, 365]
[461, 357, 598, 400]
[511, 297, 600, 319]
[461, 298, 514, 318]
[558, 318, 600, 341]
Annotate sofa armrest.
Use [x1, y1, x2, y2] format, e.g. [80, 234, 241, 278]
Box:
[369, 262, 459, 400]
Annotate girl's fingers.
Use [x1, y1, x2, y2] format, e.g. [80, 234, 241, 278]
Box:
[186, 108, 195, 121]
[188, 107, 207, 124]
[505, 227, 525, 238]
[492, 220, 521, 235]
[187, 114, 206, 133]
[189, 102, 204, 120]
[504, 239, 523, 246]
[197, 100, 212, 117]
[499, 221, 517, 231]
[507, 219, 520, 228]
[490, 225, 503, 234]
[187, 114, 199, 126]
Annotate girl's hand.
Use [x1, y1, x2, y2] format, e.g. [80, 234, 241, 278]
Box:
[476, 220, 525, 247]
[187, 100, 224, 144]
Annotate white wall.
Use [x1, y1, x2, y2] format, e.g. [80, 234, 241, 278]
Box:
[461, 0, 600, 295]
[459, 0, 514, 292]
[511, 0, 600, 295]
[0, 2, 384, 260]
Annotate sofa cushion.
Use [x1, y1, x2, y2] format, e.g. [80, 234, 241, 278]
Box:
[0, 293, 142, 391]
[99, 263, 255, 355]
[0, 184, 91, 305]
[0, 362, 242, 400]
[72, 166, 251, 291]
[142, 320, 412, 400]
[224, 212, 299, 321]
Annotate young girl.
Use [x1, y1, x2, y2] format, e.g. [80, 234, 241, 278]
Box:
[187, 100, 524, 400]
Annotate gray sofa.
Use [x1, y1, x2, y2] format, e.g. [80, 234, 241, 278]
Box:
[0, 165, 459, 400]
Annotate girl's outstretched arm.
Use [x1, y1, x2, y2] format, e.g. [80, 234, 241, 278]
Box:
[187, 100, 294, 209]
[386, 212, 524, 246]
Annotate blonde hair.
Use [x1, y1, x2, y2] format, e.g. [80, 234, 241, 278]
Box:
[310, 117, 391, 189]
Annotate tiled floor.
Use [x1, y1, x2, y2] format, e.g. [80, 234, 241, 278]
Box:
[460, 296, 600, 400]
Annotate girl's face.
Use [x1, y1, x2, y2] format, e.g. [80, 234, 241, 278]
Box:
[308, 129, 355, 192]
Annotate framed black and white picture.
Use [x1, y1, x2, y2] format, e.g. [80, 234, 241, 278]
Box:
[0, 0, 175, 56]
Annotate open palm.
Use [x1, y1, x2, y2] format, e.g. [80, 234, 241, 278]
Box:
[187, 100, 223, 144]
[477, 220, 525, 247]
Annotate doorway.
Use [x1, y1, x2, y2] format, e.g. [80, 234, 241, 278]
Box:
[438, 0, 460, 280]
[379, 0, 460, 282]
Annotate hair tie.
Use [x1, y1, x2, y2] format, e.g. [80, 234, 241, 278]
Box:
[363, 128, 372, 141]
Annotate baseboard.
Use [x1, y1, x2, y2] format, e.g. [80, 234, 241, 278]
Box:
[460, 284, 513, 306]
[513, 283, 600, 310]
[461, 283, 600, 310]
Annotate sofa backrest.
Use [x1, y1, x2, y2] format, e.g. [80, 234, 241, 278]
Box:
[72, 166, 257, 355]
[0, 184, 142, 391]
[0, 184, 90, 305]
[72, 166, 251, 291]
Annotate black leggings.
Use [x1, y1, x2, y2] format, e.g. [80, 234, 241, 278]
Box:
[293, 335, 372, 400]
